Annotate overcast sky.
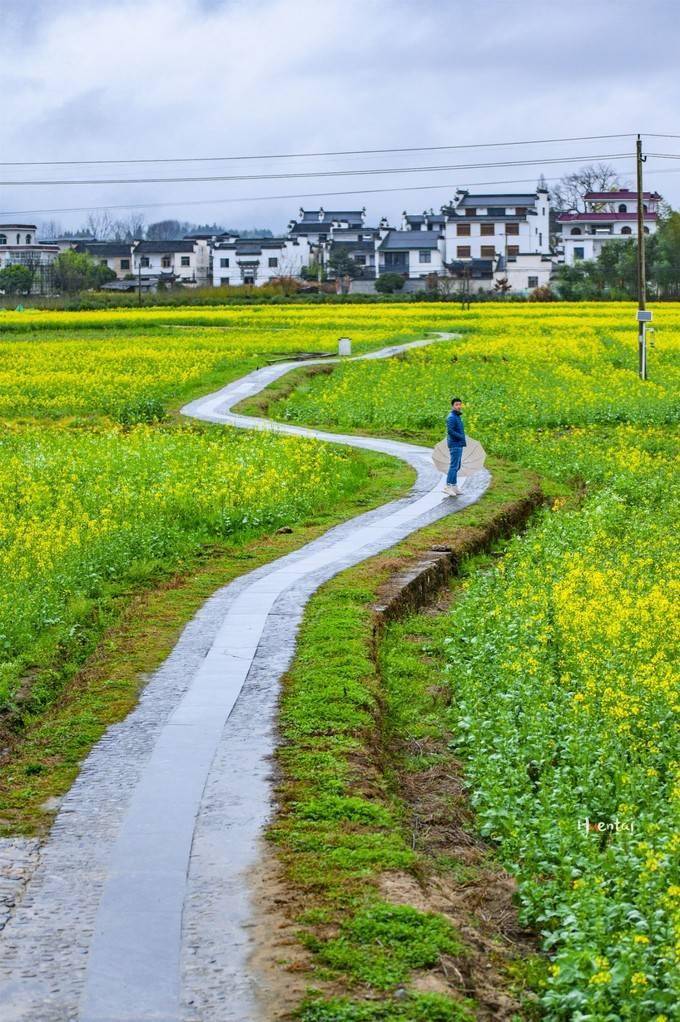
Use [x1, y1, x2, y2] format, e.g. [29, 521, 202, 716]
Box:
[1, 0, 678, 234]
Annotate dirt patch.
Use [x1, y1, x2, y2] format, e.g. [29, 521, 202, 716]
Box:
[379, 738, 539, 1021]
[247, 840, 316, 1021]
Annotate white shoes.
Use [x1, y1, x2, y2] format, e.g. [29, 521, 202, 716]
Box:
[443, 484, 461, 496]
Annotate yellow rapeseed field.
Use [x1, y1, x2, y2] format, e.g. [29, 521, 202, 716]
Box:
[274, 301, 680, 1019]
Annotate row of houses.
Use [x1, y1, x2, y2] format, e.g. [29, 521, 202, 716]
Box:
[0, 185, 661, 295]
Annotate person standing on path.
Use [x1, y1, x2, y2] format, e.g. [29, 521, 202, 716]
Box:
[444, 397, 466, 497]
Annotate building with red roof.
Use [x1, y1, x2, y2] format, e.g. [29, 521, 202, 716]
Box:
[557, 189, 661, 265]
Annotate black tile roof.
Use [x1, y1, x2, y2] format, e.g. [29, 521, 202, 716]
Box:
[378, 230, 441, 251]
[136, 240, 196, 253]
[445, 258, 495, 277]
[299, 209, 364, 223]
[216, 237, 291, 253]
[77, 242, 131, 257]
[404, 214, 445, 225]
[445, 213, 534, 222]
[330, 240, 375, 254]
[455, 192, 538, 206]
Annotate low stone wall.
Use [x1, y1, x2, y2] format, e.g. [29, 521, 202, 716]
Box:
[372, 485, 543, 629]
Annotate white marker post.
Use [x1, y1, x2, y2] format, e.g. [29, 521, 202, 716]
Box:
[637, 309, 652, 380]
[338, 336, 352, 356]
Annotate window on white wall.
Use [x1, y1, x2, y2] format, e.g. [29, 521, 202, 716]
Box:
[181, 256, 190, 267]
[220, 257, 229, 267]
[528, 276, 539, 288]
[268, 257, 278, 267]
[418, 250, 431, 263]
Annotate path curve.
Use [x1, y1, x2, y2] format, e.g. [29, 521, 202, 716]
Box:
[0, 334, 490, 1022]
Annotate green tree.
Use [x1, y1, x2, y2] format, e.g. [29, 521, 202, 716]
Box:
[53, 250, 116, 293]
[328, 248, 360, 279]
[651, 211, 680, 297]
[0, 264, 34, 295]
[375, 272, 405, 294]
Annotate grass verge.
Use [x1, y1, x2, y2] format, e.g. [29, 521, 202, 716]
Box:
[263, 459, 553, 1021]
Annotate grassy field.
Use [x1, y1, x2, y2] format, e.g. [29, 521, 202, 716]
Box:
[0, 301, 677, 1018]
[270, 303, 679, 1020]
[0, 305, 456, 777]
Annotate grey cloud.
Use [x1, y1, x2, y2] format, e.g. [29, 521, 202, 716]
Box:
[0, 0, 677, 232]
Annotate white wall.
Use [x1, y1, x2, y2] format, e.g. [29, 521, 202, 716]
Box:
[559, 219, 656, 265]
[443, 192, 551, 262]
[406, 242, 444, 277]
[500, 255, 553, 293]
[212, 238, 310, 287]
[133, 246, 201, 283]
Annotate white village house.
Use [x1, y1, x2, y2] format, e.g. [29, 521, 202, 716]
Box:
[557, 188, 660, 265]
[287, 209, 378, 279]
[375, 222, 446, 280]
[346, 188, 554, 294]
[441, 187, 553, 293]
[75, 242, 133, 279]
[211, 234, 310, 286]
[133, 239, 211, 286]
[0, 224, 59, 292]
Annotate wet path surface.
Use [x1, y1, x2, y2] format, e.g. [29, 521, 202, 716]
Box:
[0, 335, 490, 1021]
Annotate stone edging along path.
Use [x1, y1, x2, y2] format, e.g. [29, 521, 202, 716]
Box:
[0, 334, 490, 1022]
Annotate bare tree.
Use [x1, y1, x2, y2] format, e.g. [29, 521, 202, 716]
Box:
[86, 211, 115, 241]
[111, 213, 146, 241]
[550, 163, 626, 212]
[146, 219, 188, 240]
[39, 219, 64, 240]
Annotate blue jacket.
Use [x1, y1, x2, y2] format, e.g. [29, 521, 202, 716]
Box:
[446, 409, 466, 448]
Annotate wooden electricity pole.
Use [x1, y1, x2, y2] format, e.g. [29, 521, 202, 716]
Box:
[636, 134, 650, 380]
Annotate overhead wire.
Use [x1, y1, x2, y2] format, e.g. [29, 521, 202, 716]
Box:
[0, 133, 639, 168]
[0, 173, 625, 219]
[0, 152, 634, 188]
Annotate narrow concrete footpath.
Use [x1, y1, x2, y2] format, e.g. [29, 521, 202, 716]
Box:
[0, 334, 490, 1022]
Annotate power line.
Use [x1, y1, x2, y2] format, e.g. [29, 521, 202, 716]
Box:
[0, 152, 633, 187]
[0, 133, 638, 168]
[0, 174, 575, 219]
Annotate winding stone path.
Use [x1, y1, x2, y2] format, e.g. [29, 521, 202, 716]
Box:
[0, 335, 490, 1021]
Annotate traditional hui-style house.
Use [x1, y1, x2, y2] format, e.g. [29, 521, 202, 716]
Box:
[287, 208, 367, 245]
[211, 234, 310, 286]
[441, 187, 552, 292]
[287, 208, 378, 279]
[556, 188, 661, 265]
[75, 242, 133, 280]
[400, 210, 446, 233]
[375, 221, 446, 280]
[132, 239, 211, 286]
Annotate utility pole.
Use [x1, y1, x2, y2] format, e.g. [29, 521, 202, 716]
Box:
[636, 134, 650, 380]
[138, 259, 142, 306]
